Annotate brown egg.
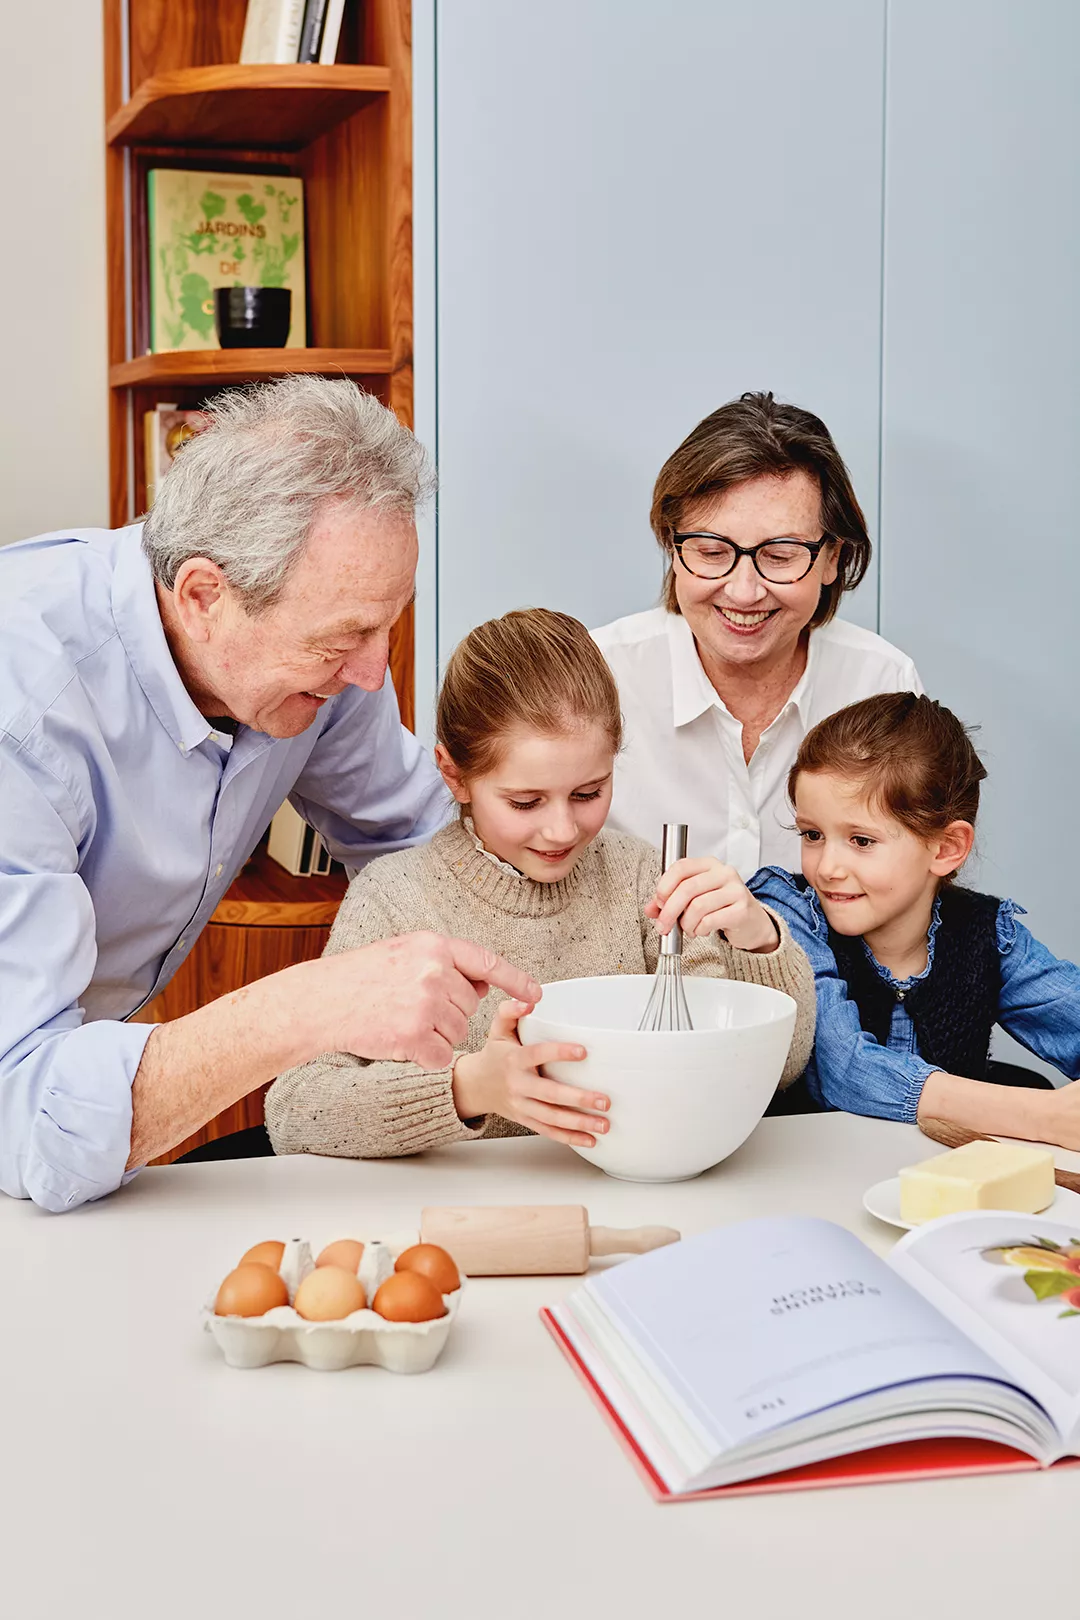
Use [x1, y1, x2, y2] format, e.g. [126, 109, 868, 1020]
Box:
[294, 1265, 367, 1322]
[239, 1240, 285, 1271]
[395, 1243, 460, 1295]
[315, 1238, 365, 1274]
[373, 1270, 447, 1323]
[215, 1263, 289, 1318]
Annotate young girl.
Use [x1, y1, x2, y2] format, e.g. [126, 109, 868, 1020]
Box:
[266, 609, 815, 1158]
[750, 692, 1080, 1146]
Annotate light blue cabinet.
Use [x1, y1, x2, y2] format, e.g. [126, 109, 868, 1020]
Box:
[417, 0, 1079, 1019]
[879, 0, 1079, 976]
[423, 0, 887, 687]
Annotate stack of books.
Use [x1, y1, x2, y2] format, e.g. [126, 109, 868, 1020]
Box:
[143, 407, 211, 507]
[267, 802, 334, 877]
[240, 0, 347, 65]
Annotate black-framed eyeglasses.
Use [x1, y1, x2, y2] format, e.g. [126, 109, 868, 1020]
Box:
[672, 532, 834, 584]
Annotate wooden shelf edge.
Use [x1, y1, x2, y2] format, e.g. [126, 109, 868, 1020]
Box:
[107, 64, 392, 147]
[209, 899, 344, 927]
[110, 348, 395, 388]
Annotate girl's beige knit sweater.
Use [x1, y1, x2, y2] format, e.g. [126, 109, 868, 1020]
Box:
[265, 820, 815, 1159]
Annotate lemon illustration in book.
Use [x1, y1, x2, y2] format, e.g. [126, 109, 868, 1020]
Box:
[997, 1246, 1080, 1273]
[981, 1235, 1080, 1319]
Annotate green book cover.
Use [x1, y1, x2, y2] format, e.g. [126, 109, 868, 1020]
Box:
[147, 169, 307, 352]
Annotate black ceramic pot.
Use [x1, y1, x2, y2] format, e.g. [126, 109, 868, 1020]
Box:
[214, 286, 292, 348]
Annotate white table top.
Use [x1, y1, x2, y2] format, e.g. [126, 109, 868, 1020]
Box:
[3, 1113, 1076, 1620]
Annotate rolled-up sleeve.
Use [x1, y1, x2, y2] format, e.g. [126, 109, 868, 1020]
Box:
[749, 867, 937, 1122]
[0, 746, 152, 1211]
[288, 676, 451, 869]
[995, 902, 1080, 1078]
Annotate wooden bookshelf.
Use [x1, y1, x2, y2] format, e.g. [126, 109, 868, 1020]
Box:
[129, 846, 349, 1165]
[110, 346, 393, 387]
[103, 0, 416, 1159]
[107, 64, 391, 147]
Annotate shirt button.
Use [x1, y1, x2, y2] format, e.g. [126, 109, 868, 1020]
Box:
[178, 938, 186, 950]
[215, 863, 223, 878]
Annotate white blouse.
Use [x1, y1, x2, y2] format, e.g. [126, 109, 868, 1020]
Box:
[592, 606, 922, 877]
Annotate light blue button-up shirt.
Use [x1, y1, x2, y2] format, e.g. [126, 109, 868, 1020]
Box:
[0, 525, 451, 1211]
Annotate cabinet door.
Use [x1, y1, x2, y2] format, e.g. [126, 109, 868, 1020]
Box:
[429, 0, 887, 675]
[880, 0, 1080, 984]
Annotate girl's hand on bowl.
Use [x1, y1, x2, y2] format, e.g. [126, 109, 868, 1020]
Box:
[646, 857, 780, 954]
[451, 1000, 610, 1147]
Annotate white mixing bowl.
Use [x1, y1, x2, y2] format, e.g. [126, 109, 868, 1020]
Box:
[519, 975, 797, 1183]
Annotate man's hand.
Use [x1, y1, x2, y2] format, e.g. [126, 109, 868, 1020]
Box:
[451, 1000, 609, 1146]
[305, 932, 543, 1070]
[645, 857, 779, 953]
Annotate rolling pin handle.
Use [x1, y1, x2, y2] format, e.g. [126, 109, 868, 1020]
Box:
[588, 1225, 681, 1258]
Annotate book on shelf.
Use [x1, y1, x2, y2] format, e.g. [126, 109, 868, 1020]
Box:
[267, 801, 332, 878]
[147, 169, 306, 353]
[240, 0, 346, 64]
[240, 0, 305, 64]
[298, 0, 329, 62]
[143, 407, 211, 508]
[542, 1211, 1080, 1500]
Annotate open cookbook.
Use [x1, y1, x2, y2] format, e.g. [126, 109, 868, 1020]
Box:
[541, 1213, 1080, 1500]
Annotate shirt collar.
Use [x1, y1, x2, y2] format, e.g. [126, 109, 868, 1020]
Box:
[667, 613, 725, 727]
[665, 611, 819, 729]
[110, 525, 215, 755]
[863, 893, 944, 989]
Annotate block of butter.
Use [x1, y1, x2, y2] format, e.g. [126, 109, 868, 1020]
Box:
[899, 1140, 1055, 1225]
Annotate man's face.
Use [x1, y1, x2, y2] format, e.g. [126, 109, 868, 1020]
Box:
[191, 500, 418, 737]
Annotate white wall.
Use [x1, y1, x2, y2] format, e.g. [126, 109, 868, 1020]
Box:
[0, 5, 109, 544]
[416, 0, 1080, 1076]
[426, 0, 886, 694]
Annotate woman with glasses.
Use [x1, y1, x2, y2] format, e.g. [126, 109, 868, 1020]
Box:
[593, 391, 921, 876]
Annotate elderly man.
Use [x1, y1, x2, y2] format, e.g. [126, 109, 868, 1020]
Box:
[0, 377, 538, 1211]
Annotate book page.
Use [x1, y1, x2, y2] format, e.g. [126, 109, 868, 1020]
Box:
[586, 1217, 1013, 1452]
[891, 1212, 1080, 1441]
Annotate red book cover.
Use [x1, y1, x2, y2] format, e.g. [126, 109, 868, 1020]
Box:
[540, 1307, 1079, 1502]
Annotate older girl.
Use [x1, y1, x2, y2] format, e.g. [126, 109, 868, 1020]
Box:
[267, 610, 814, 1158]
[751, 693, 1080, 1146]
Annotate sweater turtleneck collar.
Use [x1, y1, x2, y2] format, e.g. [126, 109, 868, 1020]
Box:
[432, 815, 599, 918]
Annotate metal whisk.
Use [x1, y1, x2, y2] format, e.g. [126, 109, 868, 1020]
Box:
[638, 823, 695, 1032]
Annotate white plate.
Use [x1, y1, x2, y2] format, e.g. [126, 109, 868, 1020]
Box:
[863, 1176, 1080, 1232]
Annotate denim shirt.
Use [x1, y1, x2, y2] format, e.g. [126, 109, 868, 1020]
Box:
[749, 867, 1080, 1121]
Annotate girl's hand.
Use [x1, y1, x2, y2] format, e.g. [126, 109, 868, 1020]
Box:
[645, 857, 780, 953]
[451, 1000, 611, 1147]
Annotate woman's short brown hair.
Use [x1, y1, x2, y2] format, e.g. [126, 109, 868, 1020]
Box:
[651, 391, 872, 628]
[788, 693, 987, 863]
[437, 608, 623, 781]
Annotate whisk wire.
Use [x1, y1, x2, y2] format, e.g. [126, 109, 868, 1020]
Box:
[638, 822, 695, 1032]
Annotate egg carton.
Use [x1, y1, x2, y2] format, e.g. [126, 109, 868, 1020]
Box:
[203, 1234, 462, 1373]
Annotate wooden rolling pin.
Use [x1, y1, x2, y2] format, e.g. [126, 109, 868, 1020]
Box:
[920, 1118, 1080, 1194]
[419, 1205, 681, 1275]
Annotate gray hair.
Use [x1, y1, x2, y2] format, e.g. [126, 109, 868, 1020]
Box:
[142, 375, 436, 611]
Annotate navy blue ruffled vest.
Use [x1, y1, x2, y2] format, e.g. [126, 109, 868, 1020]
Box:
[796, 879, 1002, 1081]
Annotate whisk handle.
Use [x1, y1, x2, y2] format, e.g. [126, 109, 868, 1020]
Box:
[659, 823, 688, 956]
